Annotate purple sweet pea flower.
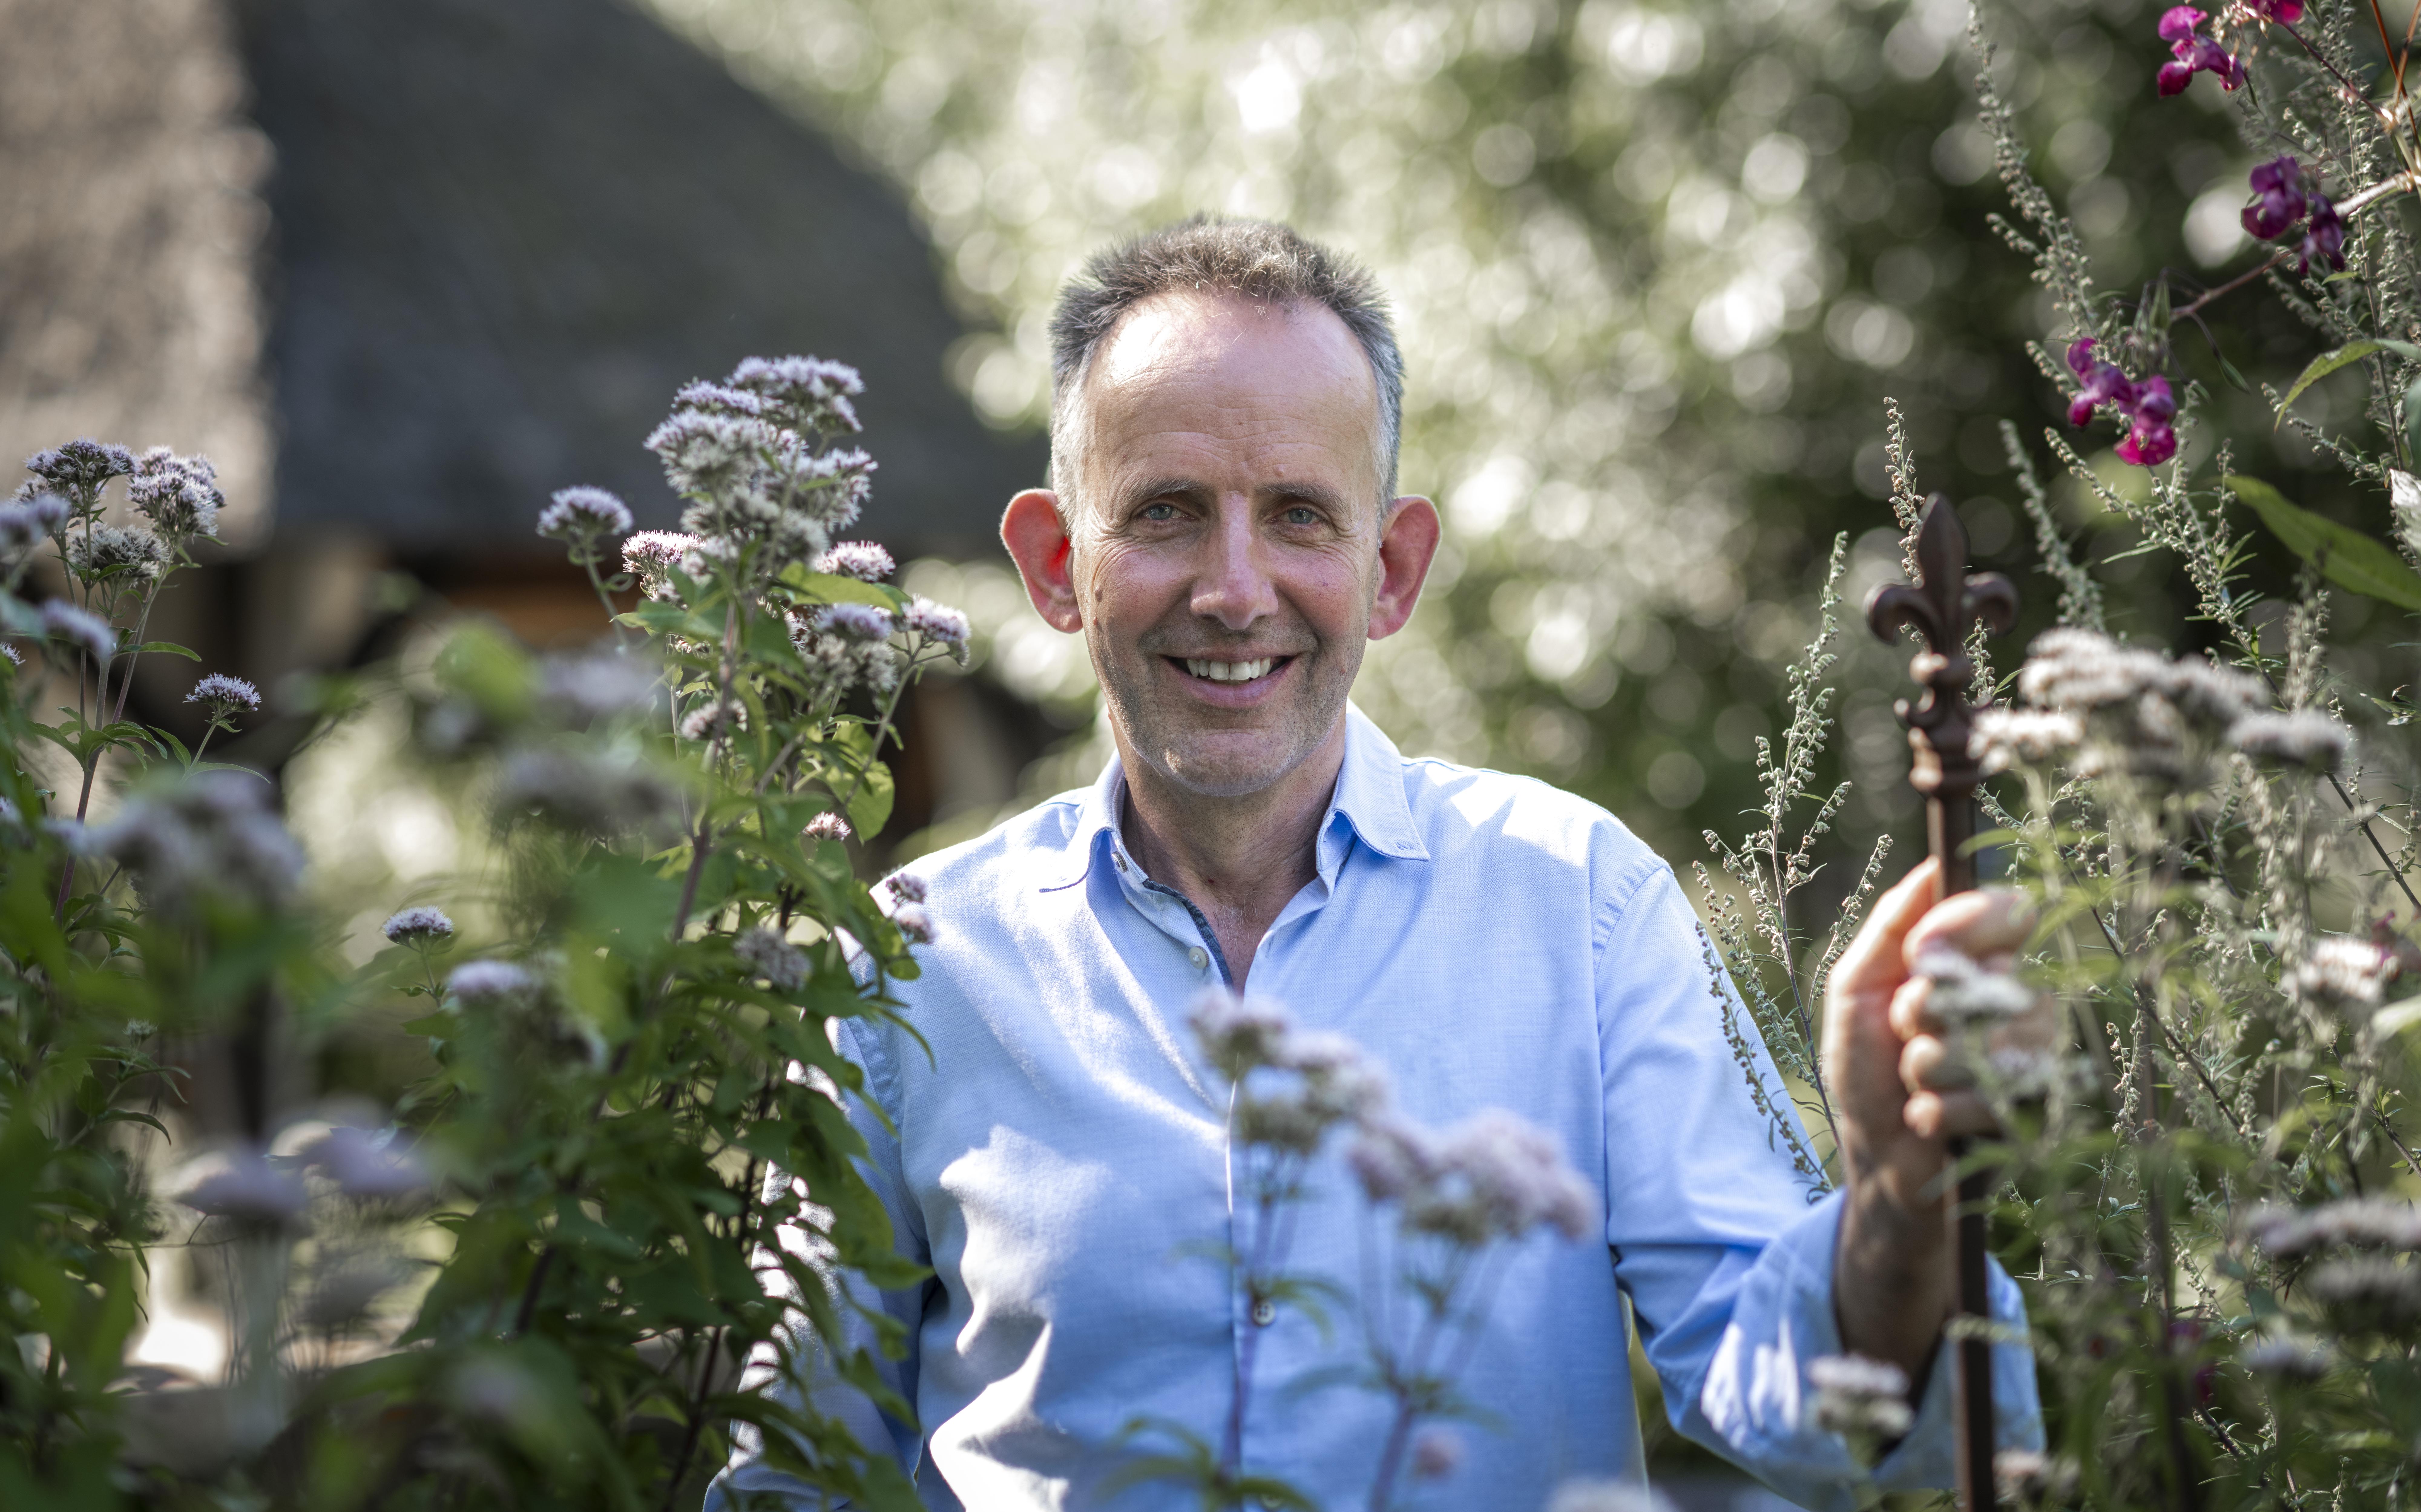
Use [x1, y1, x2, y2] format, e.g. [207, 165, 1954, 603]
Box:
[2064, 339, 2138, 428]
[2115, 378, 2179, 467]
[2242, 156, 2308, 241]
[2249, 0, 2303, 20]
[2157, 7, 2243, 95]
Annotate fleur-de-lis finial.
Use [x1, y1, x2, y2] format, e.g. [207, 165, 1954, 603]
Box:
[1864, 495, 2019, 859]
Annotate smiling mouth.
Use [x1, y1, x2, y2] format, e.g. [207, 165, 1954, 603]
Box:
[1171, 655, 1293, 684]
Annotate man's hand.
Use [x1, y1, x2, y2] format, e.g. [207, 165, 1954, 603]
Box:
[1823, 857, 2055, 1382]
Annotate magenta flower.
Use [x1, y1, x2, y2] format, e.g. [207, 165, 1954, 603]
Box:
[2248, 0, 2303, 20]
[2242, 156, 2307, 240]
[2157, 7, 2243, 95]
[2065, 339, 2138, 427]
[2116, 376, 2179, 468]
[2065, 342, 2179, 470]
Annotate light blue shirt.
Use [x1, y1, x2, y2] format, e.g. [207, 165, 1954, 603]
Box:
[711, 705, 2040, 1511]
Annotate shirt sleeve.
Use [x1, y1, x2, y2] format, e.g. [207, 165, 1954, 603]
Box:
[1593, 864, 2044, 1511]
[705, 1016, 935, 1511]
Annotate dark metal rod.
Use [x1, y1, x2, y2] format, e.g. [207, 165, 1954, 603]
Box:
[1933, 787, 1994, 1512]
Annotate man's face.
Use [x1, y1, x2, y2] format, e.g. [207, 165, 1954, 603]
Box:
[1065, 291, 1391, 799]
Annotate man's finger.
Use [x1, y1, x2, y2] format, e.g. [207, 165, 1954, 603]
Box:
[1903, 885, 2035, 967]
[1905, 1087, 1999, 1140]
[1831, 858, 1943, 1004]
[1900, 1033, 1973, 1094]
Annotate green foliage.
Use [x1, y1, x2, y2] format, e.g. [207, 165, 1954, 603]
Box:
[0, 361, 959, 1506]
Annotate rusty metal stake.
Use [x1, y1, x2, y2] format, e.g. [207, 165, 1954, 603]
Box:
[1865, 495, 2018, 1512]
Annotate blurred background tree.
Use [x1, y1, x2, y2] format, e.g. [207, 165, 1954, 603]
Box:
[640, 0, 2370, 915]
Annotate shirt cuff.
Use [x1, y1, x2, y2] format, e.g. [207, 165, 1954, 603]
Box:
[1694, 1188, 2045, 1509]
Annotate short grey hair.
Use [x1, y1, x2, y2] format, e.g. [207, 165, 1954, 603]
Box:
[1046, 216, 1405, 516]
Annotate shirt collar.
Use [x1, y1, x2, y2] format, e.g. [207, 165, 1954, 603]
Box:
[1038, 703, 1429, 892]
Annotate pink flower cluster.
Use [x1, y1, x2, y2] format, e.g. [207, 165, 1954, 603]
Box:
[2063, 339, 2178, 467]
[2240, 156, 2345, 274]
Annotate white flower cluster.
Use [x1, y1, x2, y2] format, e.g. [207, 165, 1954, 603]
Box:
[892, 901, 935, 944]
[734, 925, 810, 991]
[186, 672, 262, 718]
[301, 1126, 432, 1203]
[2228, 708, 2351, 771]
[815, 541, 895, 582]
[447, 959, 539, 1007]
[539, 647, 663, 722]
[801, 812, 852, 844]
[126, 446, 223, 543]
[2245, 1197, 2421, 1257]
[381, 906, 455, 946]
[2292, 935, 2396, 1012]
[677, 697, 747, 742]
[789, 608, 901, 702]
[644, 356, 876, 569]
[1191, 989, 1597, 1243]
[1993, 1450, 2079, 1505]
[1349, 1107, 1600, 1246]
[622, 530, 702, 600]
[177, 1146, 308, 1225]
[1805, 1353, 1914, 1441]
[24, 439, 134, 503]
[2237, 1332, 2334, 1379]
[64, 522, 168, 586]
[536, 485, 633, 554]
[39, 598, 115, 660]
[1970, 707, 2083, 774]
[904, 595, 973, 660]
[886, 872, 927, 903]
[1912, 944, 2039, 1026]
[88, 769, 305, 914]
[0, 490, 67, 561]
[2000, 627, 2314, 780]
[2303, 1255, 2421, 1326]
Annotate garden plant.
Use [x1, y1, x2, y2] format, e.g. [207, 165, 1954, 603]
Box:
[1697, 1, 2421, 1507]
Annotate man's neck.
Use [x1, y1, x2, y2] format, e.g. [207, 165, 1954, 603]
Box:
[1116, 720, 1347, 991]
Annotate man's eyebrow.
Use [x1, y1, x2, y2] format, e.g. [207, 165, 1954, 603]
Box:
[1119, 476, 1213, 508]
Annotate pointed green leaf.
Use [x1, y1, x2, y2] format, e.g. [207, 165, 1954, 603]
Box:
[2276, 339, 2421, 426]
[2226, 474, 2421, 611]
[128, 640, 202, 661]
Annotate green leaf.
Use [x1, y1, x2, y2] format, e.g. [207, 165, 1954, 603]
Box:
[127, 640, 201, 661]
[2275, 339, 2421, 425]
[2226, 475, 2421, 612]
[846, 761, 895, 840]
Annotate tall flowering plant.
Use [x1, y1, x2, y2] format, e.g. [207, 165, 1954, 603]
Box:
[0, 354, 968, 1509]
[1707, 2, 2421, 1503]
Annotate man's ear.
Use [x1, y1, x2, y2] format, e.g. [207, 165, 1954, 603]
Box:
[1000, 488, 1085, 633]
[1367, 495, 1440, 642]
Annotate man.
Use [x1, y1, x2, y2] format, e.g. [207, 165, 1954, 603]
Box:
[712, 219, 2043, 1510]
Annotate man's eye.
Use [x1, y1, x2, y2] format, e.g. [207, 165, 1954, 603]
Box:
[1140, 502, 1179, 522]
[1282, 506, 1320, 526]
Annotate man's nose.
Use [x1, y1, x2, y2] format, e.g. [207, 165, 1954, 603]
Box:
[1190, 499, 1278, 631]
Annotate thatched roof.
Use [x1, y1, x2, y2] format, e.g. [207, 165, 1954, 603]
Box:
[0, 0, 274, 543]
[236, 0, 1041, 558]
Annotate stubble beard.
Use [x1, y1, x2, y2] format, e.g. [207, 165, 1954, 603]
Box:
[1090, 624, 1363, 800]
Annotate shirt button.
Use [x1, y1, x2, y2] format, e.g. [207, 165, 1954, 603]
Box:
[1189, 947, 1209, 970]
[1251, 1298, 1276, 1327]
[1112, 853, 1127, 872]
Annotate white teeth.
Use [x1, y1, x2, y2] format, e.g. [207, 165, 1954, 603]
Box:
[1184, 657, 1275, 683]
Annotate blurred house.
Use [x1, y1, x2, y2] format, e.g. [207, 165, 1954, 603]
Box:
[0, 0, 1056, 846]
